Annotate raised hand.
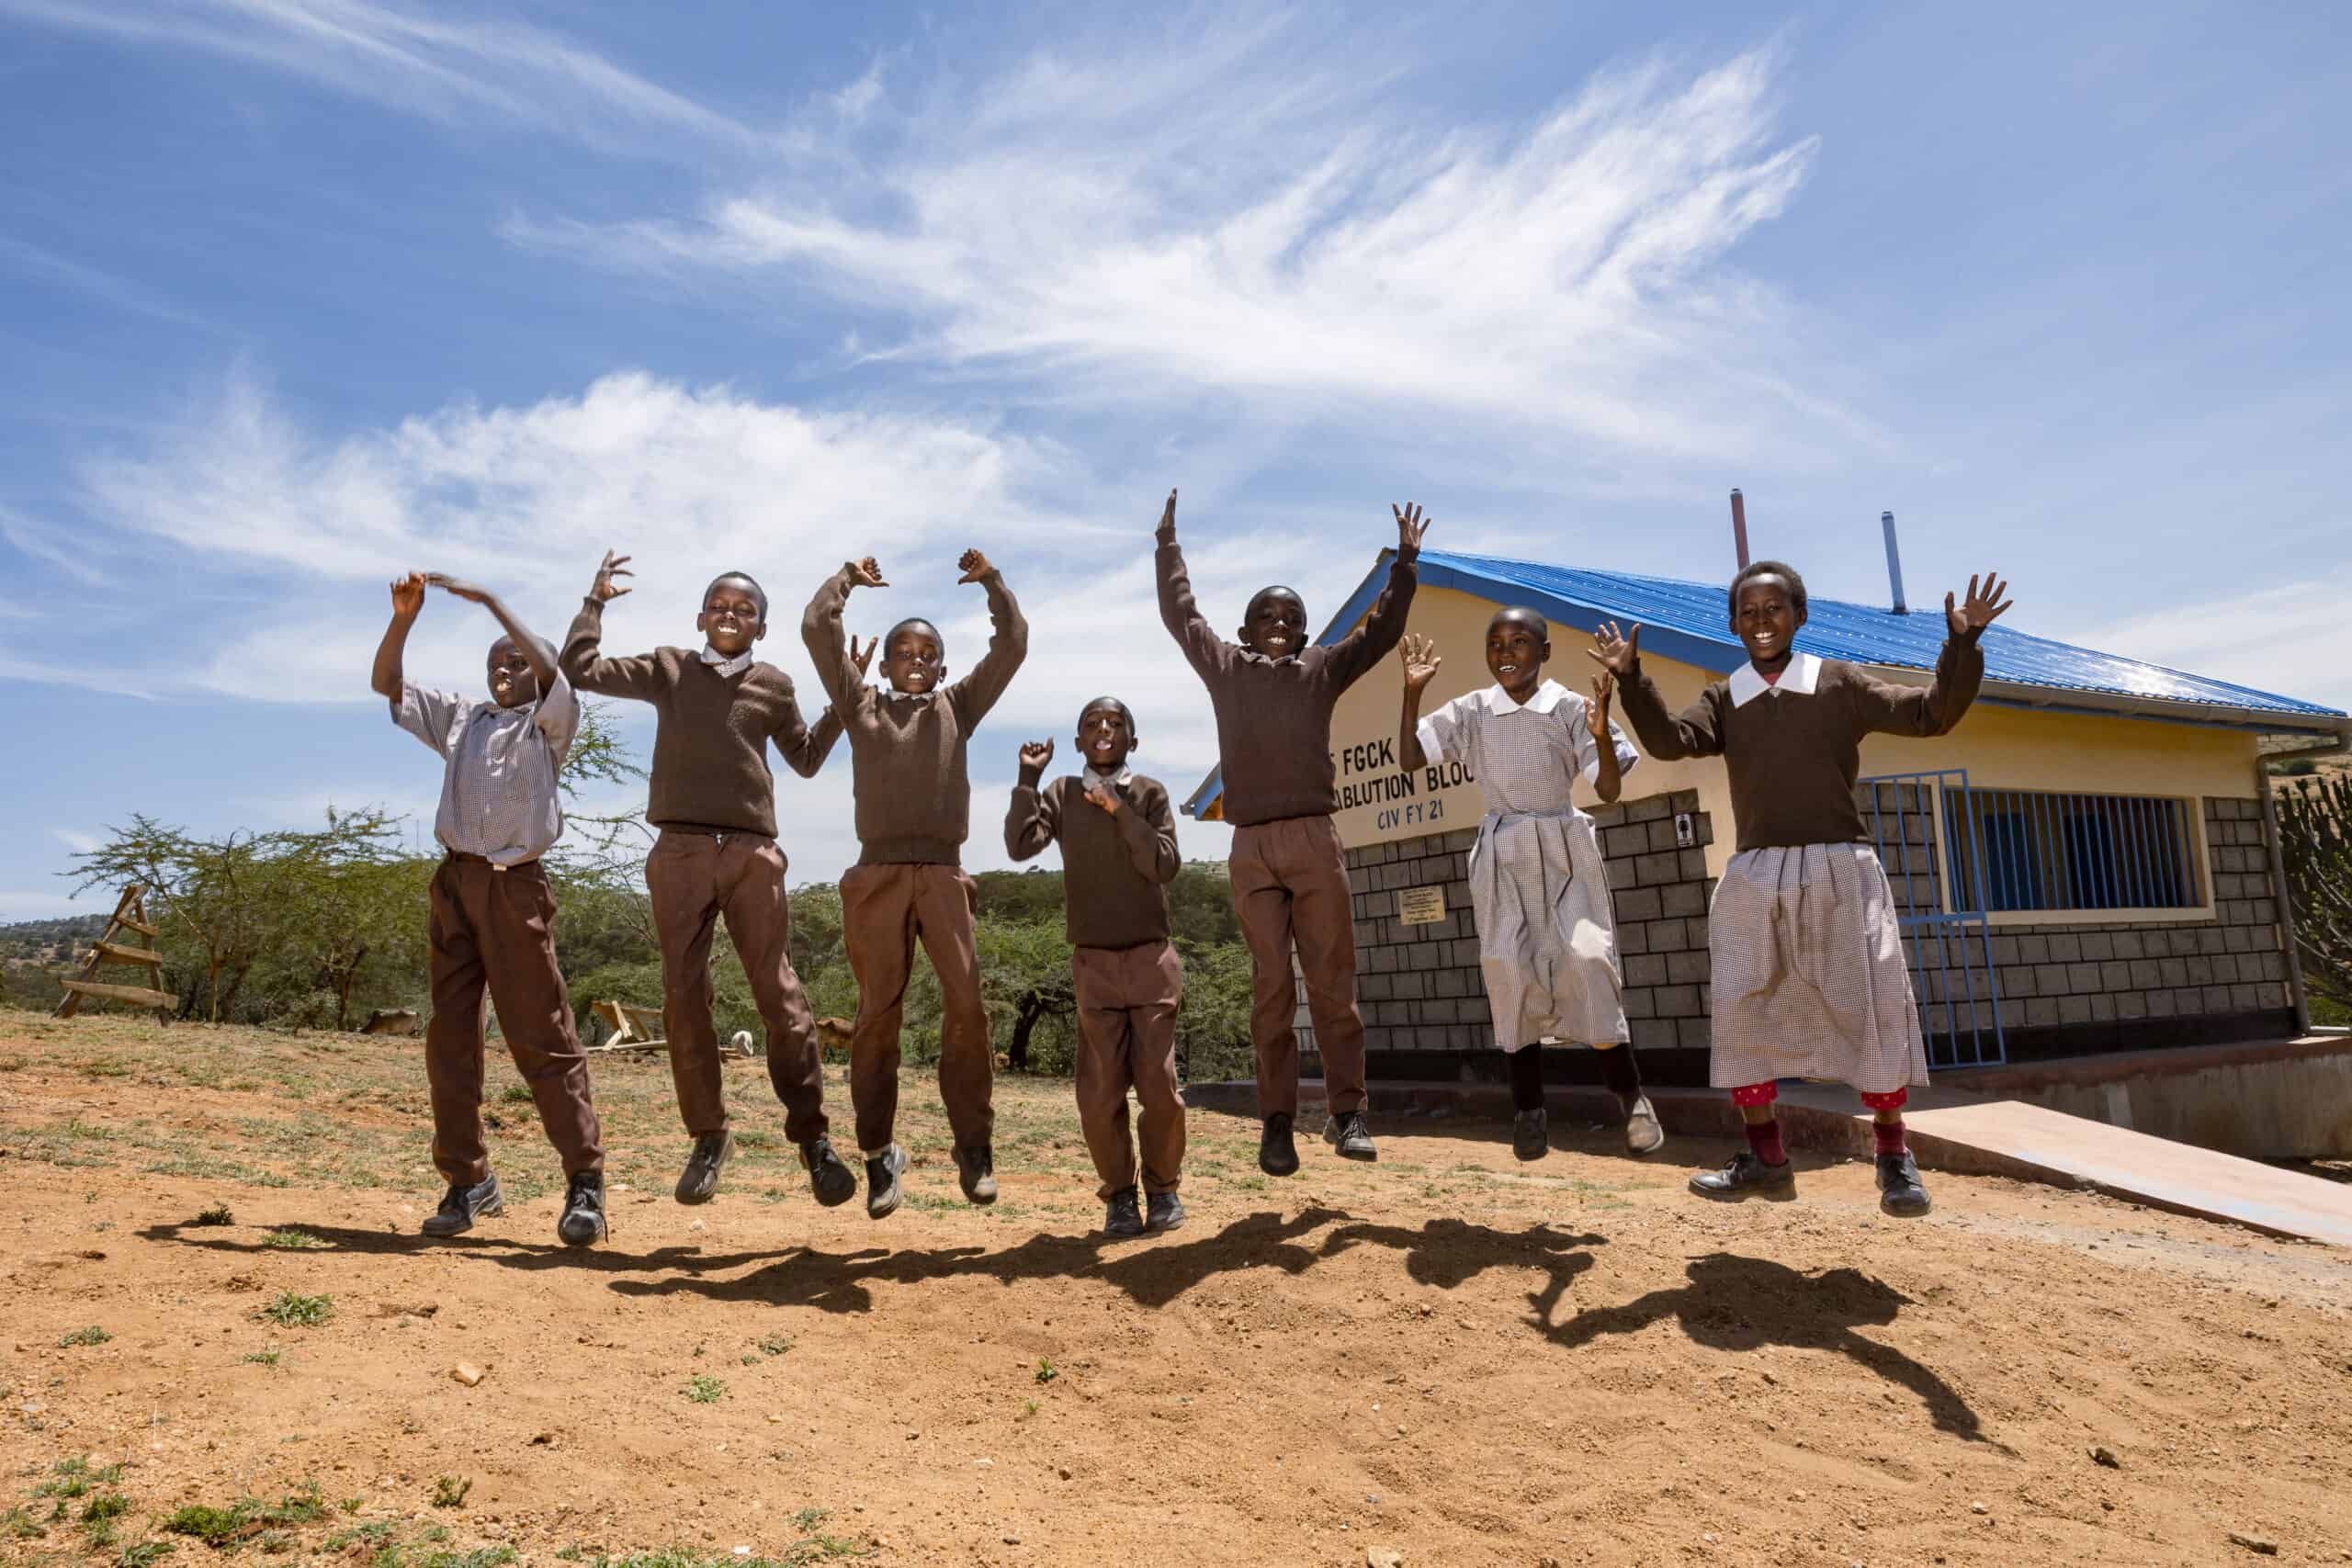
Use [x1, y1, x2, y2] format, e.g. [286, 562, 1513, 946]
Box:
[1946, 571, 2012, 638]
[590, 550, 633, 604]
[1019, 739, 1056, 773]
[849, 634, 878, 678]
[1587, 619, 1641, 677]
[848, 557, 888, 590]
[1398, 632, 1442, 693]
[1393, 501, 1432, 554]
[1155, 488, 1178, 543]
[1589, 670, 1616, 740]
[390, 572, 425, 618]
[424, 572, 490, 605]
[1084, 780, 1123, 816]
[956, 548, 994, 585]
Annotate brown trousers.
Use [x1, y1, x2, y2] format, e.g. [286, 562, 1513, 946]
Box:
[645, 829, 828, 1145]
[1071, 940, 1186, 1198]
[842, 863, 993, 1154]
[1229, 815, 1367, 1118]
[424, 857, 603, 1185]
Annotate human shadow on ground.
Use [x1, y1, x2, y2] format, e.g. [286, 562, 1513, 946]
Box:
[1313, 1217, 1606, 1323]
[1539, 1250, 2005, 1448]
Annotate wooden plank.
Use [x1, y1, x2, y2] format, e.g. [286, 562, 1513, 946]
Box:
[60, 979, 177, 1010]
[584, 1039, 664, 1055]
[110, 914, 161, 939]
[91, 939, 164, 965]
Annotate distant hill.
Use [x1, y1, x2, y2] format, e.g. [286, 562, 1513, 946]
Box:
[0, 912, 110, 966]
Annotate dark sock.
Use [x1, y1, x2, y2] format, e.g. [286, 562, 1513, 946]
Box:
[1596, 1043, 1643, 1110]
[1507, 1045, 1544, 1112]
[1873, 1117, 1907, 1157]
[1745, 1117, 1787, 1167]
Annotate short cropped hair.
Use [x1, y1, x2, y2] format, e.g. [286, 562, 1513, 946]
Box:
[888, 617, 943, 658]
[1078, 695, 1135, 732]
[491, 632, 560, 670]
[1487, 606, 1550, 643]
[702, 571, 768, 623]
[1728, 559, 1807, 620]
[1245, 584, 1306, 621]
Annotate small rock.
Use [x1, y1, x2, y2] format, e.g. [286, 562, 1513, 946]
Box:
[689, 1219, 706, 1232]
[1366, 1549, 1404, 1568]
[1969, 1502, 1988, 1516]
[1057, 1467, 1071, 1481]
[1002, 1535, 1021, 1545]
[529, 1432, 554, 1446]
[451, 1363, 486, 1387]
[2226, 1532, 2278, 1556]
[975, 1458, 993, 1468]
[2090, 1445, 2120, 1469]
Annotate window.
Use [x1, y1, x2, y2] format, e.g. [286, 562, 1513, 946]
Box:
[1942, 789, 2201, 913]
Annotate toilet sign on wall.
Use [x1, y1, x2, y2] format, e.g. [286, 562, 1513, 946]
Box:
[1396, 886, 1446, 925]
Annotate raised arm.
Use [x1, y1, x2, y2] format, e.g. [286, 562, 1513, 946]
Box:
[1592, 622, 1724, 760]
[769, 682, 846, 780]
[1849, 574, 2005, 738]
[371, 573, 424, 699]
[1152, 489, 1227, 678]
[426, 575, 557, 693]
[1396, 632, 1442, 772]
[946, 549, 1028, 728]
[560, 550, 663, 701]
[801, 558, 886, 712]
[1323, 502, 1429, 690]
[1004, 740, 1062, 863]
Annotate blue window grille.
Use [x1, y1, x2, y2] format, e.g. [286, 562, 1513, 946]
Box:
[1942, 789, 2200, 913]
[1860, 769, 2005, 1068]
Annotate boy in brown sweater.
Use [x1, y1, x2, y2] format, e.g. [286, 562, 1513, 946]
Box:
[803, 550, 1028, 1219]
[1005, 698, 1188, 1236]
[1597, 560, 2012, 1216]
[1155, 489, 1428, 1176]
[562, 552, 859, 1212]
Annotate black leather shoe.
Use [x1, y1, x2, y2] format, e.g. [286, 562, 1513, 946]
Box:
[1259, 1113, 1299, 1177]
[1325, 1110, 1377, 1161]
[557, 1171, 605, 1247]
[1688, 1149, 1796, 1201]
[1512, 1108, 1549, 1161]
[955, 1144, 998, 1204]
[1102, 1188, 1144, 1236]
[865, 1144, 907, 1220]
[1146, 1190, 1186, 1232]
[674, 1130, 733, 1205]
[1877, 1151, 1932, 1217]
[421, 1173, 502, 1236]
[801, 1136, 856, 1208]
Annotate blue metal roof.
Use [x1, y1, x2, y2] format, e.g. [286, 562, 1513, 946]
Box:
[1182, 546, 2343, 819]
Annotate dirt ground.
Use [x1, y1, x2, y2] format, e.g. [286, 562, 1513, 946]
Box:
[4, 1013, 2351, 1568]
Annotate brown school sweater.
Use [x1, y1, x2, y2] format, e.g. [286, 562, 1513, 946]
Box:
[1155, 534, 1417, 828]
[1614, 634, 1985, 852]
[560, 602, 842, 839]
[1004, 772, 1181, 950]
[802, 563, 1028, 866]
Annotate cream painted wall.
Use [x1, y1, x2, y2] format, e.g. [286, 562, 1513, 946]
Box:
[1317, 583, 2260, 908]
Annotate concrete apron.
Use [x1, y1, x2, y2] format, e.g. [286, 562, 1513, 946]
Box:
[1184, 1076, 2352, 1249]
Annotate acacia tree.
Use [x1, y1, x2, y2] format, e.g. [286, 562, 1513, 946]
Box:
[66, 817, 281, 1020]
[2277, 773, 2352, 1010]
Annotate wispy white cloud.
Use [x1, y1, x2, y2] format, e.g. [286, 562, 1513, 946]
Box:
[0, 0, 769, 156]
[0, 235, 225, 333]
[48, 828, 103, 854]
[2083, 579, 2352, 715]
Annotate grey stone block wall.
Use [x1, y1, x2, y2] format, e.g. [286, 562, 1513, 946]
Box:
[1296, 789, 2290, 1065]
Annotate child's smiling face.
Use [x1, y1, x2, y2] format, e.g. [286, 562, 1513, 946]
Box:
[1484, 611, 1550, 699]
[1075, 701, 1136, 771]
[1238, 587, 1307, 658]
[1733, 573, 1804, 666]
[485, 637, 540, 709]
[697, 576, 766, 658]
[883, 619, 945, 694]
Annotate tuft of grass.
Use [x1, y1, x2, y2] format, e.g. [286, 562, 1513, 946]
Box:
[191, 1203, 235, 1227]
[499, 1082, 535, 1104]
[683, 1374, 724, 1404]
[118, 1541, 175, 1567]
[164, 1483, 322, 1545]
[429, 1476, 472, 1510]
[83, 1495, 132, 1526]
[4, 1505, 47, 1540]
[753, 1334, 792, 1357]
[39, 1459, 126, 1500]
[243, 1346, 283, 1367]
[325, 1521, 394, 1551]
[1034, 1357, 1058, 1385]
[258, 1291, 333, 1327]
[59, 1324, 113, 1348]
[261, 1227, 326, 1250]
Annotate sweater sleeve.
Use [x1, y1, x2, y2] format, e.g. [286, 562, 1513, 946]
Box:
[1154, 536, 1229, 680]
[1117, 780, 1183, 886]
[799, 565, 866, 715]
[560, 600, 664, 701]
[1844, 634, 1986, 739]
[1321, 552, 1419, 691]
[947, 570, 1028, 729]
[769, 678, 844, 780]
[1616, 664, 1725, 760]
[1004, 775, 1063, 863]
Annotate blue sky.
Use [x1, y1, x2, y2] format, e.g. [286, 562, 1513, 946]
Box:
[3, 1, 2347, 918]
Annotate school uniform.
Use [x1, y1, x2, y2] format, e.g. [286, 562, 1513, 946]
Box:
[1005, 765, 1187, 1198]
[391, 673, 603, 1185]
[1415, 679, 1639, 1050]
[1615, 638, 1984, 1099]
[560, 608, 843, 1145]
[1155, 536, 1416, 1118]
[802, 564, 1028, 1156]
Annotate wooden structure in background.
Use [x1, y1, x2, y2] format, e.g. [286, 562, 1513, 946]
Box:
[54, 886, 175, 1022]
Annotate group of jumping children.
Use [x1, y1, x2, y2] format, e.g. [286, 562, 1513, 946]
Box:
[370, 489, 2011, 1248]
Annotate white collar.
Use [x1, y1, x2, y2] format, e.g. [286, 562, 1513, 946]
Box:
[1477, 678, 1570, 716]
[1728, 650, 1822, 707]
[1085, 763, 1134, 788]
[699, 644, 754, 678]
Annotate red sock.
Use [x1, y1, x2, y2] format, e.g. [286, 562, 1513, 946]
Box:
[1744, 1118, 1787, 1166]
[1873, 1117, 1907, 1156]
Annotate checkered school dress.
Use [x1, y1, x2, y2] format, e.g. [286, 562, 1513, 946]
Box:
[1418, 681, 1640, 1050]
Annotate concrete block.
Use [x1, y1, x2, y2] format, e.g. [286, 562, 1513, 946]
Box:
[2065, 962, 2103, 994]
[1659, 883, 1708, 919]
[1601, 823, 1646, 859]
[1666, 950, 1710, 986]
[1989, 935, 2020, 965]
[2048, 933, 2083, 964]
[1657, 984, 1702, 1018]
[1623, 953, 1668, 987]
[1634, 851, 1680, 886]
[1626, 795, 1673, 823]
[1406, 944, 1440, 972]
[2026, 996, 2060, 1027]
[2078, 931, 2116, 962]
[1391, 971, 1429, 1000]
[1646, 918, 1690, 953]
[2057, 995, 2093, 1025]
[1613, 887, 1663, 923]
[1617, 920, 1650, 955]
[1645, 818, 1681, 852]
[1676, 1016, 1713, 1049]
[2017, 935, 2051, 964]
[1679, 849, 1710, 880]
[2099, 959, 2132, 990]
[2002, 966, 2038, 998]
[1622, 988, 1657, 1020]
[1360, 974, 1393, 1001]
[1629, 1018, 1676, 1049]
[2143, 988, 2176, 1016]
[2088, 993, 2116, 1022]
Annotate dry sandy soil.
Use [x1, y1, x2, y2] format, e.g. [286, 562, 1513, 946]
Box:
[4, 1012, 2351, 1568]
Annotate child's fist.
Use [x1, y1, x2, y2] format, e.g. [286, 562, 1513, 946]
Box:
[1085, 781, 1123, 816]
[956, 548, 994, 584]
[1018, 739, 1055, 774]
[848, 558, 888, 590]
[390, 572, 426, 617]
